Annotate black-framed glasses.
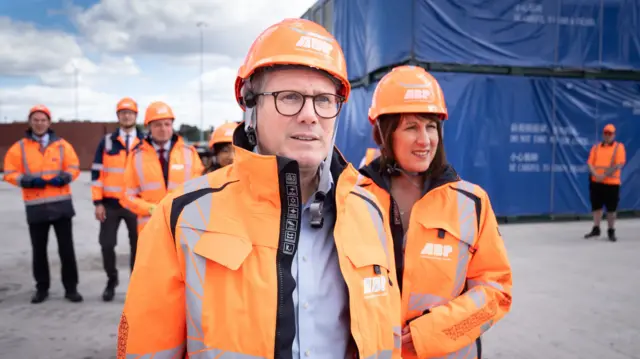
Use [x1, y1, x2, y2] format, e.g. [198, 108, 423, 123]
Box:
[257, 91, 345, 119]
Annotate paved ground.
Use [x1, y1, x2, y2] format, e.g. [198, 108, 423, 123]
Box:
[0, 172, 638, 359]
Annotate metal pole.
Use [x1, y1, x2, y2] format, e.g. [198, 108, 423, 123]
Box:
[74, 65, 79, 120]
[197, 22, 206, 143]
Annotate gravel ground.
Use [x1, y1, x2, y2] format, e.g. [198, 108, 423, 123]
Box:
[1, 172, 638, 359]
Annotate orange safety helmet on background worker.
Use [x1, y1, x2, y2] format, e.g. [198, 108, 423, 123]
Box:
[121, 101, 204, 233]
[358, 65, 513, 359]
[204, 121, 239, 174]
[117, 18, 401, 359]
[91, 97, 143, 302]
[2, 104, 84, 304]
[584, 123, 626, 241]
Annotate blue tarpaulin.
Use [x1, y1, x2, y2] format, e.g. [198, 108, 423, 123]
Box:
[336, 73, 640, 216]
[326, 0, 640, 80]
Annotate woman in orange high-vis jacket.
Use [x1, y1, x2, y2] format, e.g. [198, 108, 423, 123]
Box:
[121, 101, 204, 233]
[358, 66, 513, 359]
[117, 18, 402, 359]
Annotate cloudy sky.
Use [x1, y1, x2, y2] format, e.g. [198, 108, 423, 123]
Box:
[0, 0, 317, 129]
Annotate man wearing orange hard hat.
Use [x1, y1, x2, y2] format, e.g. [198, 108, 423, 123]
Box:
[121, 101, 204, 234]
[117, 18, 401, 359]
[584, 123, 626, 241]
[91, 97, 143, 302]
[3, 104, 83, 304]
[203, 121, 239, 174]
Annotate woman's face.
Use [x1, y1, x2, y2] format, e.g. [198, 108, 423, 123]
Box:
[215, 143, 235, 167]
[391, 114, 440, 173]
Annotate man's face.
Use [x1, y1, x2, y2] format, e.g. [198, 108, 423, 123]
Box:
[29, 112, 50, 136]
[149, 119, 174, 144]
[117, 110, 137, 129]
[255, 68, 340, 171]
[603, 131, 615, 144]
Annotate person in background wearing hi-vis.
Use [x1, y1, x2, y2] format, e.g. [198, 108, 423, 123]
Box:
[2, 105, 83, 304]
[116, 18, 401, 359]
[91, 97, 144, 302]
[358, 66, 513, 359]
[203, 121, 239, 174]
[121, 101, 204, 233]
[358, 147, 381, 169]
[584, 123, 626, 242]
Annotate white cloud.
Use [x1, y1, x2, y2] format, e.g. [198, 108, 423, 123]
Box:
[39, 55, 141, 87]
[0, 16, 82, 76]
[0, 0, 319, 131]
[73, 0, 318, 57]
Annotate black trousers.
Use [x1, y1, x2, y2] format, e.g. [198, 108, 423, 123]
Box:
[99, 205, 138, 282]
[28, 217, 79, 293]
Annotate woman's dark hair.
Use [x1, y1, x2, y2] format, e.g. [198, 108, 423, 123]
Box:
[372, 113, 447, 178]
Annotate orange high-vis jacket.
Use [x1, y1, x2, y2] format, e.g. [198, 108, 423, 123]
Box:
[588, 141, 626, 185]
[359, 160, 513, 359]
[122, 134, 204, 232]
[117, 127, 402, 359]
[91, 130, 143, 206]
[3, 129, 80, 224]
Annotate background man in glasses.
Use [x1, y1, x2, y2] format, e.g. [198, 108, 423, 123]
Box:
[584, 123, 626, 241]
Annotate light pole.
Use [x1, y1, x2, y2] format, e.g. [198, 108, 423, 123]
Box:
[72, 61, 79, 121]
[197, 22, 207, 143]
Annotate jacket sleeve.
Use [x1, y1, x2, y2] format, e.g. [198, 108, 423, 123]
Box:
[91, 137, 106, 205]
[410, 192, 513, 358]
[117, 194, 186, 358]
[121, 151, 155, 216]
[60, 140, 80, 184]
[2, 142, 25, 187]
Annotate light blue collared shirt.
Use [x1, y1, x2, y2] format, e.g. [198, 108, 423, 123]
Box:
[291, 175, 351, 359]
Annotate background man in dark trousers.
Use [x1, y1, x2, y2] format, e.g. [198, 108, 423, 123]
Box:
[584, 123, 626, 242]
[91, 98, 143, 301]
[2, 104, 83, 304]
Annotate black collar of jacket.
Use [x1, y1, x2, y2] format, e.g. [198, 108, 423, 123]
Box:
[232, 122, 349, 183]
[359, 156, 460, 196]
[24, 128, 58, 142]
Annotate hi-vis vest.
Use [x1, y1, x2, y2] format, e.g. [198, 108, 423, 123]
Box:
[2, 130, 80, 224]
[588, 141, 626, 185]
[358, 160, 513, 359]
[122, 135, 204, 232]
[91, 130, 143, 206]
[117, 128, 402, 359]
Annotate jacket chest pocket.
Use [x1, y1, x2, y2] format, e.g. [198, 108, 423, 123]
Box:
[188, 231, 271, 347]
[344, 243, 393, 296]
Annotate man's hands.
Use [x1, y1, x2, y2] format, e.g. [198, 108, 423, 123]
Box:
[95, 204, 107, 222]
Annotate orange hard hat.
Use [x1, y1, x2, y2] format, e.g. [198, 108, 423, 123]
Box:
[116, 97, 138, 113]
[144, 101, 175, 126]
[208, 122, 239, 148]
[603, 123, 616, 133]
[28, 104, 51, 119]
[234, 18, 350, 110]
[368, 65, 448, 124]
